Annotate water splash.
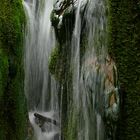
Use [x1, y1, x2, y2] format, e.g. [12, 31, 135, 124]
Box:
[29, 112, 60, 140]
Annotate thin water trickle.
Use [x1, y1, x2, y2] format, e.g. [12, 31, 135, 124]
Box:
[71, 0, 82, 108]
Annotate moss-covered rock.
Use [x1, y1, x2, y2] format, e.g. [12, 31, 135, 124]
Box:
[50, 2, 76, 139]
[49, 41, 72, 140]
[108, 0, 140, 139]
[0, 0, 28, 140]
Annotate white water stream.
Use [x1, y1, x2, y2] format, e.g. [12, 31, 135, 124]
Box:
[70, 0, 118, 140]
[23, 0, 60, 139]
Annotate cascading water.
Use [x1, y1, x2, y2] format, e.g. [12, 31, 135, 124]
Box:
[23, 0, 60, 139]
[70, 0, 119, 140]
[79, 0, 107, 139]
[23, 0, 120, 139]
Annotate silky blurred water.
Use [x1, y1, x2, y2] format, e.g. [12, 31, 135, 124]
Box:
[23, 0, 60, 139]
[70, 0, 108, 139]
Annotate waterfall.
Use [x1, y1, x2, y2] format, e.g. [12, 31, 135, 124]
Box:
[23, 0, 120, 140]
[69, 0, 119, 140]
[23, 0, 60, 140]
[79, 0, 107, 139]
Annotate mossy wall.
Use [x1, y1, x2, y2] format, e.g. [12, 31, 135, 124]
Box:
[108, 0, 140, 139]
[0, 0, 28, 140]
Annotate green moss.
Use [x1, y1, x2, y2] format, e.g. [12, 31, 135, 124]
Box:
[66, 109, 78, 140]
[0, 48, 8, 96]
[0, 0, 28, 139]
[51, 10, 60, 28]
[49, 42, 73, 140]
[51, 8, 75, 44]
[49, 44, 61, 80]
[108, 0, 140, 139]
[0, 48, 9, 140]
[49, 42, 72, 82]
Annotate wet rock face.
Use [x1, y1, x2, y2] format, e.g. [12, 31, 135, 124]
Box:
[81, 55, 120, 139]
[104, 56, 119, 122]
[51, 0, 88, 44]
[82, 55, 119, 118]
[51, 0, 75, 43]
